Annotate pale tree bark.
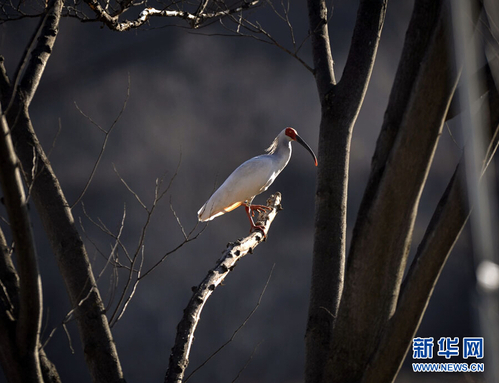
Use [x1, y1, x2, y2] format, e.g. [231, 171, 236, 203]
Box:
[0, 1, 124, 382]
[165, 194, 281, 383]
[305, 1, 387, 382]
[73, 0, 261, 31]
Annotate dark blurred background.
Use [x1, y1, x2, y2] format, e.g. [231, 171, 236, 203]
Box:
[0, 1, 486, 382]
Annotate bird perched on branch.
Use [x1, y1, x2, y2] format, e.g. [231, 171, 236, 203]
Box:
[198, 127, 317, 232]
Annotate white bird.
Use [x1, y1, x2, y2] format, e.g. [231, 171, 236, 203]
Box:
[198, 127, 317, 232]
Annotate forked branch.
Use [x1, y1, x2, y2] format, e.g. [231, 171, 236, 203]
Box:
[83, 0, 261, 31]
[165, 193, 282, 383]
[2, 1, 124, 380]
[71, 75, 130, 209]
[325, 2, 457, 381]
[305, 1, 387, 382]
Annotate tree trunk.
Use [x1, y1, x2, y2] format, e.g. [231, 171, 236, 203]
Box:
[305, 1, 387, 382]
[324, 1, 459, 381]
[0, 105, 43, 383]
[0, 1, 124, 382]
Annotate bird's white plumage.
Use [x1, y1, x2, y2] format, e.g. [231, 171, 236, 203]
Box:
[198, 130, 293, 221]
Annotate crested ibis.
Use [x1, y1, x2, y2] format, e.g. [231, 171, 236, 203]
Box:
[198, 127, 317, 232]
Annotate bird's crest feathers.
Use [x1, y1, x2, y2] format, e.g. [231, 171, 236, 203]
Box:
[265, 137, 279, 155]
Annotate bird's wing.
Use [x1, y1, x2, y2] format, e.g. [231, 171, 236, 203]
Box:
[198, 155, 278, 221]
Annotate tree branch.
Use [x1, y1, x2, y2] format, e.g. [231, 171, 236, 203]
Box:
[304, 2, 339, 380]
[2, 5, 125, 382]
[0, 226, 19, 321]
[337, 0, 387, 110]
[364, 126, 499, 383]
[185, 264, 274, 382]
[12, 0, 63, 109]
[164, 193, 282, 383]
[364, 8, 499, 377]
[0, 103, 43, 382]
[0, 204, 62, 382]
[305, 1, 387, 382]
[0, 56, 10, 99]
[0, 306, 21, 383]
[362, 163, 468, 383]
[71, 76, 129, 209]
[217, 15, 314, 73]
[82, 0, 261, 31]
[306, 0, 335, 99]
[0, 172, 22, 383]
[39, 348, 62, 383]
[326, 1, 457, 381]
[446, 55, 498, 122]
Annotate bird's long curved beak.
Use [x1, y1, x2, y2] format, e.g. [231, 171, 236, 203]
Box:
[296, 134, 318, 166]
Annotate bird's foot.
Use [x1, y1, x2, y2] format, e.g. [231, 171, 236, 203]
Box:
[249, 204, 273, 217]
[245, 204, 269, 239]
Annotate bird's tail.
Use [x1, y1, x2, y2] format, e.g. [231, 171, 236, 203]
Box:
[197, 203, 210, 222]
[197, 200, 242, 221]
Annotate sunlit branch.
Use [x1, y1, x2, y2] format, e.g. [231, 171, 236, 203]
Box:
[165, 193, 281, 383]
[185, 264, 275, 382]
[82, 0, 261, 31]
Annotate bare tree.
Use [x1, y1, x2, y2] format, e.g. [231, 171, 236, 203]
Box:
[0, 0, 498, 383]
[0, 1, 279, 382]
[1, 1, 124, 382]
[305, 0, 499, 382]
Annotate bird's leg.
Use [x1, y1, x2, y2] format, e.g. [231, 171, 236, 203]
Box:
[244, 204, 267, 237]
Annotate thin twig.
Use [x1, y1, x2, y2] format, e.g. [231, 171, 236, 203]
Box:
[71, 75, 130, 208]
[62, 322, 75, 354]
[79, 160, 192, 326]
[185, 264, 275, 382]
[97, 203, 127, 281]
[24, 146, 38, 202]
[109, 154, 182, 325]
[214, 14, 314, 73]
[231, 340, 263, 383]
[170, 197, 188, 240]
[112, 164, 148, 210]
[112, 245, 145, 326]
[79, 203, 133, 266]
[47, 118, 62, 159]
[42, 284, 96, 353]
[265, 0, 296, 50]
[139, 222, 206, 280]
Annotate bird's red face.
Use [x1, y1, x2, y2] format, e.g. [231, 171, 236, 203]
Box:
[285, 127, 298, 140]
[284, 127, 318, 166]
